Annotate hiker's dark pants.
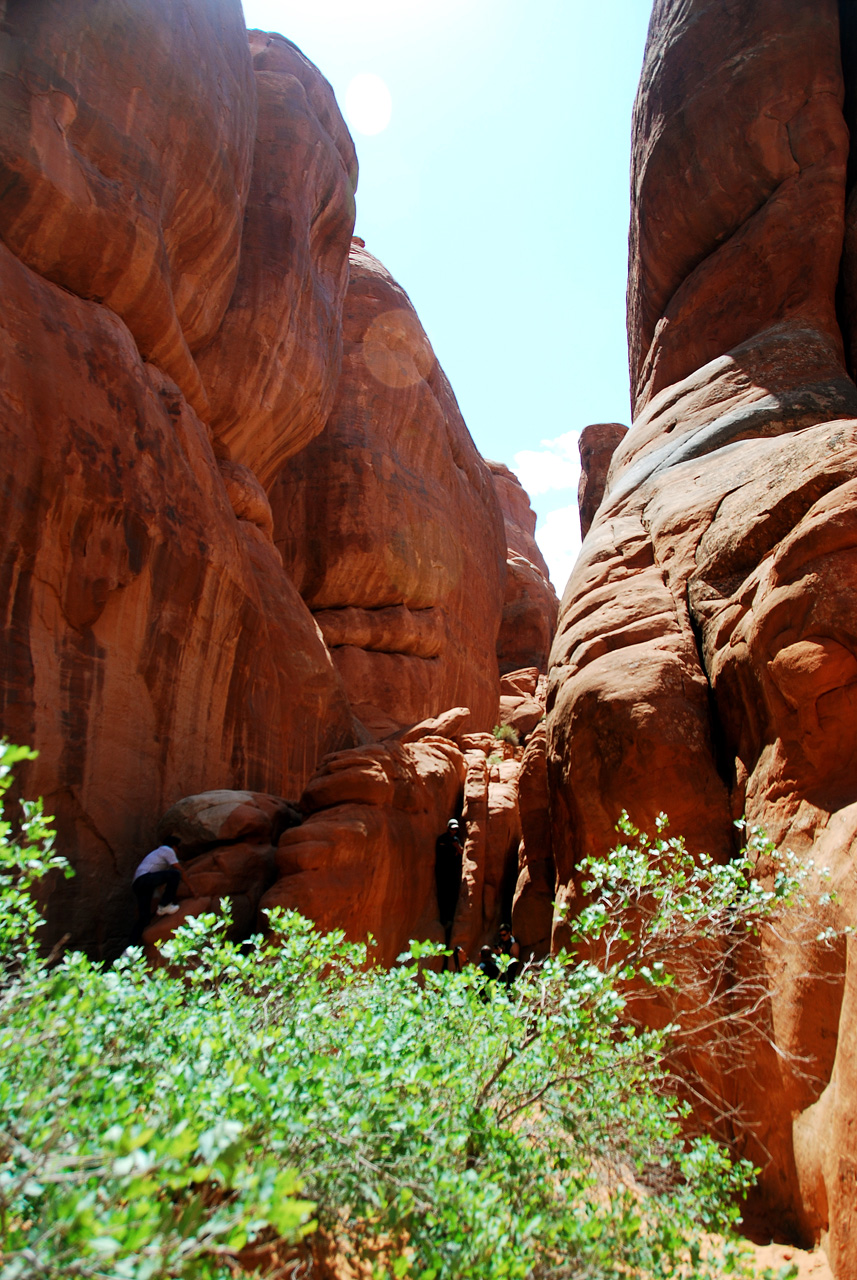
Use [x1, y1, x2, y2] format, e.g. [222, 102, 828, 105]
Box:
[131, 869, 180, 944]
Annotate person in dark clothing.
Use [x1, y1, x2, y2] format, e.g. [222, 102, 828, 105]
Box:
[435, 818, 465, 945]
[497, 923, 521, 986]
[477, 944, 499, 982]
[130, 843, 195, 945]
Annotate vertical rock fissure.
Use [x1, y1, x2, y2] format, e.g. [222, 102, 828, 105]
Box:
[684, 584, 736, 809]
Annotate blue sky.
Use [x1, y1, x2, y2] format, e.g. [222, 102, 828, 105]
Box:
[240, 0, 653, 592]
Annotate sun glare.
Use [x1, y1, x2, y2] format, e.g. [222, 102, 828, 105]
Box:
[345, 72, 393, 135]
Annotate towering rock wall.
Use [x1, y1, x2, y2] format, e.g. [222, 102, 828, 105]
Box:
[271, 243, 507, 738]
[0, 2, 521, 961]
[547, 0, 857, 1265]
[486, 461, 558, 675]
[0, 0, 360, 955]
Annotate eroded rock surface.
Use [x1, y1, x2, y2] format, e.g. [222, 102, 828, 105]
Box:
[627, 0, 848, 417]
[271, 243, 507, 736]
[0, 237, 354, 956]
[511, 723, 554, 961]
[196, 32, 358, 485]
[0, 0, 256, 419]
[260, 737, 466, 967]
[0, 1, 371, 956]
[548, 0, 857, 1263]
[577, 423, 628, 539]
[487, 461, 558, 674]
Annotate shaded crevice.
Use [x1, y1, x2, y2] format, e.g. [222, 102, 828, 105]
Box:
[685, 586, 736, 809]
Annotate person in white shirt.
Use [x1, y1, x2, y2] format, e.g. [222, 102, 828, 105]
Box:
[130, 843, 195, 944]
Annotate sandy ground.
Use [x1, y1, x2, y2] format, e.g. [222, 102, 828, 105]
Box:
[748, 1240, 832, 1278]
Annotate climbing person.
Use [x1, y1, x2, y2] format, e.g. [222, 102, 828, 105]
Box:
[130, 841, 194, 945]
[435, 817, 465, 945]
[497, 922, 521, 985]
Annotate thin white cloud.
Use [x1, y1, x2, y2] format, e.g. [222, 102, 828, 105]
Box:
[512, 429, 581, 497]
[535, 504, 582, 598]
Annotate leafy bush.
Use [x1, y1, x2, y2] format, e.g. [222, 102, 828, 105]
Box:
[572, 811, 844, 1133]
[492, 724, 520, 747]
[0, 747, 807, 1279]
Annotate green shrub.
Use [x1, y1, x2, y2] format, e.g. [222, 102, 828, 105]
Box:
[492, 724, 520, 747]
[0, 747, 809, 1279]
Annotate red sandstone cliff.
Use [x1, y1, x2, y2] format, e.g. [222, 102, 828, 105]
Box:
[548, 0, 857, 1266]
[0, 2, 516, 959]
[270, 242, 507, 737]
[486, 461, 558, 675]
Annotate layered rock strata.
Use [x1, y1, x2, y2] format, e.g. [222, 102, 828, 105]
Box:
[548, 0, 857, 1265]
[0, 1, 521, 960]
[577, 423, 628, 540]
[0, 234, 354, 956]
[271, 243, 507, 736]
[260, 735, 467, 968]
[487, 461, 559, 674]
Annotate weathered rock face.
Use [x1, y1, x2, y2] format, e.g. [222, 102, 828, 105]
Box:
[271, 243, 507, 735]
[0, 237, 355, 956]
[0, 0, 257, 420]
[0, 5, 355, 484]
[487, 461, 558, 674]
[0, 2, 372, 957]
[196, 32, 358, 486]
[260, 737, 467, 967]
[548, 0, 857, 1263]
[511, 724, 554, 961]
[577, 423, 628, 540]
[628, 0, 848, 417]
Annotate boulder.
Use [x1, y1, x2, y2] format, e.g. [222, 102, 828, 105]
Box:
[498, 695, 543, 742]
[158, 791, 301, 852]
[270, 243, 507, 733]
[456, 733, 498, 756]
[260, 738, 467, 966]
[500, 668, 540, 698]
[399, 706, 472, 744]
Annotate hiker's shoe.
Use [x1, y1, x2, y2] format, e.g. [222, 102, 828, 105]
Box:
[156, 903, 180, 916]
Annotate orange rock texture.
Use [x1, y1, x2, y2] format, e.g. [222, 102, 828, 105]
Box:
[261, 736, 467, 968]
[271, 243, 507, 736]
[487, 461, 558, 674]
[0, 0, 360, 957]
[0, 1, 523, 964]
[197, 31, 358, 486]
[576, 423, 627, 540]
[547, 0, 857, 1265]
